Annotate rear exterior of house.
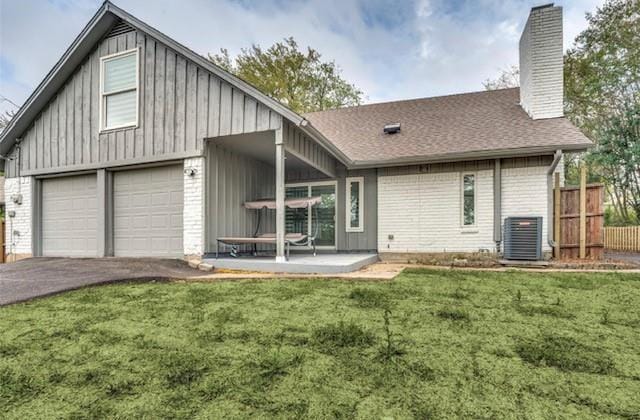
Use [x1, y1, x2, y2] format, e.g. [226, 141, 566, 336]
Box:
[1, 3, 591, 263]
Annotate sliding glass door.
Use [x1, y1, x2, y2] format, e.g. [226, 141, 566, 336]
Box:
[285, 182, 336, 248]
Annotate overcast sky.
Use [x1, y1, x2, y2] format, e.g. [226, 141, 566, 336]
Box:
[0, 0, 603, 115]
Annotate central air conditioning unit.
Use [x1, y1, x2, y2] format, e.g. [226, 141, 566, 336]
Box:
[503, 217, 543, 261]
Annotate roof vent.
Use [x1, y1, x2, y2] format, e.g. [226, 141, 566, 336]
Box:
[107, 20, 135, 38]
[384, 123, 401, 134]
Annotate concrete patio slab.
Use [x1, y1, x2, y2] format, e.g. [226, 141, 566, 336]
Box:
[202, 253, 379, 274]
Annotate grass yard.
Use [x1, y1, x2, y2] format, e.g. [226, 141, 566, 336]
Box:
[1, 268, 640, 419]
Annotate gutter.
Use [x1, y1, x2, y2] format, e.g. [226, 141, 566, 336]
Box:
[546, 149, 563, 250]
[349, 144, 589, 169]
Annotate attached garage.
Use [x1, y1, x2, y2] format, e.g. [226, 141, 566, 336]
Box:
[42, 174, 98, 257]
[113, 165, 183, 257]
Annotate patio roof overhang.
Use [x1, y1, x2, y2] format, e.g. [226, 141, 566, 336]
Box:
[206, 131, 332, 178]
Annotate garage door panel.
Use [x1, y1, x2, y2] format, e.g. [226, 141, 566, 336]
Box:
[114, 165, 183, 257]
[42, 174, 98, 257]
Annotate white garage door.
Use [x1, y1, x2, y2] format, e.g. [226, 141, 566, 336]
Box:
[113, 165, 183, 257]
[42, 174, 98, 257]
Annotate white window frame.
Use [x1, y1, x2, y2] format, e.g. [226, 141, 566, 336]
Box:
[99, 48, 140, 132]
[285, 180, 338, 250]
[460, 172, 477, 228]
[345, 176, 364, 233]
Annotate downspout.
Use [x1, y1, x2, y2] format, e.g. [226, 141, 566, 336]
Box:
[547, 150, 563, 249]
[493, 158, 502, 253]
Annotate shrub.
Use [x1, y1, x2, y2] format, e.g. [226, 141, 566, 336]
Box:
[516, 335, 615, 374]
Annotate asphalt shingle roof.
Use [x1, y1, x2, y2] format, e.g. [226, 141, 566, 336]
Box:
[304, 88, 592, 164]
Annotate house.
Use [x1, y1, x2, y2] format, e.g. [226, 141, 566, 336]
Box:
[0, 176, 4, 210]
[0, 2, 591, 270]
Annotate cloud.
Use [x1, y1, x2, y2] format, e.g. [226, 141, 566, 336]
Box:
[0, 0, 604, 116]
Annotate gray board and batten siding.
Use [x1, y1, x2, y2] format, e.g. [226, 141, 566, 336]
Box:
[4, 23, 284, 178]
[286, 165, 378, 252]
[205, 143, 276, 254]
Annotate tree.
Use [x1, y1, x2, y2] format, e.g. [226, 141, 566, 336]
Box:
[483, 0, 640, 224]
[208, 37, 363, 114]
[0, 109, 16, 133]
[482, 65, 519, 90]
[565, 0, 640, 224]
[588, 103, 640, 224]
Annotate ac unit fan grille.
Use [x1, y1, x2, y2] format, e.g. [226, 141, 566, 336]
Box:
[503, 217, 543, 261]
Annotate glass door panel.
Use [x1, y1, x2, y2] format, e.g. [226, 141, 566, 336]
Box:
[286, 186, 308, 235]
[310, 185, 336, 247]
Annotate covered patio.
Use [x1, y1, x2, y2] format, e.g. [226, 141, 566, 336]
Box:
[202, 122, 377, 273]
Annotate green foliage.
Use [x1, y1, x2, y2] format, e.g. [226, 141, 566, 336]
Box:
[348, 287, 390, 308]
[605, 204, 638, 226]
[515, 304, 575, 319]
[516, 335, 615, 374]
[436, 308, 470, 321]
[586, 102, 640, 219]
[1, 270, 640, 418]
[564, 0, 640, 223]
[564, 0, 639, 138]
[209, 37, 363, 113]
[485, 1, 640, 223]
[163, 352, 208, 387]
[250, 348, 304, 384]
[378, 309, 406, 361]
[312, 321, 375, 351]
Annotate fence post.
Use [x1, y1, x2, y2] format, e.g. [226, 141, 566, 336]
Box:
[554, 173, 561, 259]
[579, 166, 587, 259]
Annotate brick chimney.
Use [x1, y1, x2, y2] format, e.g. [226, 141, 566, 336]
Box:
[519, 4, 564, 119]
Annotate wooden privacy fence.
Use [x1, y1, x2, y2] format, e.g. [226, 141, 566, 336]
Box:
[553, 169, 604, 260]
[604, 226, 640, 252]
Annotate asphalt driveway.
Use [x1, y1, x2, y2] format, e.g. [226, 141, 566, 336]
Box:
[0, 258, 206, 306]
[605, 251, 640, 266]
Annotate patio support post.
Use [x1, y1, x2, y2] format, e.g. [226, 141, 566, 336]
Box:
[275, 127, 286, 262]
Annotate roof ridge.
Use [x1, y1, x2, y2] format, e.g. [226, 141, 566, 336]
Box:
[304, 87, 520, 116]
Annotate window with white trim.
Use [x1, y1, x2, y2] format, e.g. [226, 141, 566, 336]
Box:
[346, 177, 364, 232]
[100, 49, 138, 131]
[462, 173, 476, 226]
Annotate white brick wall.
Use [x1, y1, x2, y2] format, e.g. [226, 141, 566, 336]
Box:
[378, 170, 495, 253]
[183, 157, 205, 256]
[501, 166, 551, 251]
[519, 5, 564, 120]
[4, 176, 33, 256]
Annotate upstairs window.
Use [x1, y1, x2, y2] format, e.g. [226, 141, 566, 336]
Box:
[462, 173, 476, 226]
[100, 49, 138, 130]
[346, 177, 364, 232]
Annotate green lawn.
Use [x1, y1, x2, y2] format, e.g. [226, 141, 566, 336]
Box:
[1, 269, 639, 419]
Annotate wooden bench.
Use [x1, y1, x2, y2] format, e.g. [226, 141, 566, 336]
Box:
[216, 233, 309, 259]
